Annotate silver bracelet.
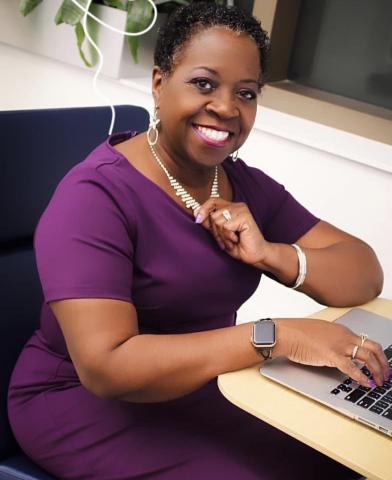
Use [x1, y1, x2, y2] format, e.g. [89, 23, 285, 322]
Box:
[291, 243, 307, 289]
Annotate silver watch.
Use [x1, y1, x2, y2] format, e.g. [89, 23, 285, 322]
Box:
[251, 318, 276, 360]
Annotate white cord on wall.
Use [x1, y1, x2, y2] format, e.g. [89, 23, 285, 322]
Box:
[70, 0, 158, 135]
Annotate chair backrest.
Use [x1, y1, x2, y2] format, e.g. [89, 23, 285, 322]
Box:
[0, 105, 149, 459]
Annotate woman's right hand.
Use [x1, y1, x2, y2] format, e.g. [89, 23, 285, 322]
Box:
[273, 318, 390, 388]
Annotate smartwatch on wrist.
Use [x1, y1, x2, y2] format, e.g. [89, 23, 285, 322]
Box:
[251, 318, 276, 360]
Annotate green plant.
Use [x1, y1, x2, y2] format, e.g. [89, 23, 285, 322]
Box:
[19, 0, 228, 67]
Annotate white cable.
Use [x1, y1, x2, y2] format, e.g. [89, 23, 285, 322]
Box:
[80, 0, 114, 134]
[71, 0, 158, 37]
[71, 0, 158, 135]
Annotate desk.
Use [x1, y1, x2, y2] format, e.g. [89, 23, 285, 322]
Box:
[218, 298, 392, 480]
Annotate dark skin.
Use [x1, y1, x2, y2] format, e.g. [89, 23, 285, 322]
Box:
[50, 27, 388, 405]
[114, 26, 261, 212]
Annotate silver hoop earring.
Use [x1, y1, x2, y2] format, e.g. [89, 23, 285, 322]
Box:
[231, 149, 239, 162]
[147, 107, 160, 146]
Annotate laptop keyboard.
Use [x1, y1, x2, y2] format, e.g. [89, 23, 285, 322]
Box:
[330, 344, 392, 421]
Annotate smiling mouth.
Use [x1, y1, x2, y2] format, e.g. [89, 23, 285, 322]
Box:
[193, 124, 233, 146]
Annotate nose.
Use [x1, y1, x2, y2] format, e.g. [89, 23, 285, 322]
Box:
[205, 90, 239, 120]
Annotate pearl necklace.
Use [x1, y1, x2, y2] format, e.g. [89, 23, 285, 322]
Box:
[148, 143, 219, 212]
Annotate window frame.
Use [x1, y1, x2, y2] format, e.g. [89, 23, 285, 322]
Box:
[253, 0, 392, 146]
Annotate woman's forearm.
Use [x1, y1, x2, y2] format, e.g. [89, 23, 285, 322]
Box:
[87, 307, 388, 403]
[259, 240, 383, 307]
[92, 322, 263, 403]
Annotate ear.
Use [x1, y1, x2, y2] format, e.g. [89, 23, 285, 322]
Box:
[151, 66, 164, 107]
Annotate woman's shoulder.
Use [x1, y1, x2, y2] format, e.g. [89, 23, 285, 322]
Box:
[66, 130, 134, 177]
[226, 157, 320, 244]
[224, 156, 286, 200]
[53, 130, 140, 198]
[39, 131, 143, 235]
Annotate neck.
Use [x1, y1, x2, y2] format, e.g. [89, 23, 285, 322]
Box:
[152, 139, 218, 190]
[148, 139, 219, 211]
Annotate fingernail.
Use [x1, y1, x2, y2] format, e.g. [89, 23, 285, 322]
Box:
[218, 241, 225, 251]
[367, 379, 376, 388]
[195, 214, 203, 224]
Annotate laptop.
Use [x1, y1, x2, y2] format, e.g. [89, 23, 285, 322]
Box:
[260, 308, 392, 437]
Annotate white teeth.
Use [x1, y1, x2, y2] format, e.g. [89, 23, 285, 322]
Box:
[197, 125, 229, 142]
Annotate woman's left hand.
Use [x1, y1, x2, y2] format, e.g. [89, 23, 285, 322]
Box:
[195, 198, 271, 266]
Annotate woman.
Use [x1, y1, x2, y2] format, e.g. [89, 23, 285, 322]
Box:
[8, 3, 388, 479]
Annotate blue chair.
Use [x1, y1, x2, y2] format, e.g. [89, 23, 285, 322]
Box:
[0, 105, 149, 479]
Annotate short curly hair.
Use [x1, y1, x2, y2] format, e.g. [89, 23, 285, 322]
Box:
[154, 2, 270, 89]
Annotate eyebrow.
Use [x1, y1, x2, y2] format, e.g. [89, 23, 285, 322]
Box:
[190, 66, 259, 85]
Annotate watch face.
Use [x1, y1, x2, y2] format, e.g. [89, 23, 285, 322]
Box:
[253, 320, 275, 346]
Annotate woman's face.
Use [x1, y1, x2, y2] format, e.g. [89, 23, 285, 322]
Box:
[152, 26, 261, 172]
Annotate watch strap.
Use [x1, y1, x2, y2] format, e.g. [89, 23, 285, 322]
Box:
[259, 348, 272, 360]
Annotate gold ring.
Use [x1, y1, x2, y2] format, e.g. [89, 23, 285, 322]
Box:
[222, 209, 232, 222]
[351, 344, 359, 360]
[360, 333, 368, 347]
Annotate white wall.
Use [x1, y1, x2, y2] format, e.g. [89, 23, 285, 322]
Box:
[1, 43, 391, 321]
[239, 128, 392, 320]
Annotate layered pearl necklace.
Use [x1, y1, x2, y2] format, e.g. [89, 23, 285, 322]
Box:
[148, 143, 219, 213]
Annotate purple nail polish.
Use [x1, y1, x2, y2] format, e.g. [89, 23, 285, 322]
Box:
[195, 214, 202, 224]
[367, 379, 376, 388]
[218, 241, 225, 251]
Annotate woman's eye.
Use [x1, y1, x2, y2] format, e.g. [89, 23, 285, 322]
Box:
[239, 90, 257, 100]
[191, 78, 214, 92]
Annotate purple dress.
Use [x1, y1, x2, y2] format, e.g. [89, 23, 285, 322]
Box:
[8, 131, 360, 479]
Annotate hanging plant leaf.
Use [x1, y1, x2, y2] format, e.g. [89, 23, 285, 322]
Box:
[75, 21, 97, 67]
[55, 0, 90, 26]
[19, 0, 43, 16]
[20, 0, 224, 70]
[126, 0, 154, 64]
[102, 0, 126, 9]
[127, 34, 140, 65]
[154, 0, 188, 6]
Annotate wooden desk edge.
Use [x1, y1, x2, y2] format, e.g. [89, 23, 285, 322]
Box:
[218, 297, 392, 480]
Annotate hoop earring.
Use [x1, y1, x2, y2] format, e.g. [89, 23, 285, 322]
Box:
[147, 107, 160, 146]
[231, 149, 239, 162]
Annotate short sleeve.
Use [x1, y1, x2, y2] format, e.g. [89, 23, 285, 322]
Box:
[34, 169, 135, 304]
[262, 186, 320, 244]
[233, 159, 320, 244]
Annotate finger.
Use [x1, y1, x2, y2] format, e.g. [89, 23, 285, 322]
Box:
[222, 221, 240, 243]
[209, 212, 236, 251]
[360, 349, 384, 386]
[207, 210, 225, 250]
[199, 213, 212, 231]
[208, 209, 233, 246]
[197, 204, 218, 231]
[355, 345, 387, 386]
[363, 339, 390, 381]
[210, 209, 239, 243]
[194, 198, 230, 224]
[338, 357, 370, 388]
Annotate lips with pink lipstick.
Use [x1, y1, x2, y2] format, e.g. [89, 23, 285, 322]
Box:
[192, 124, 233, 147]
